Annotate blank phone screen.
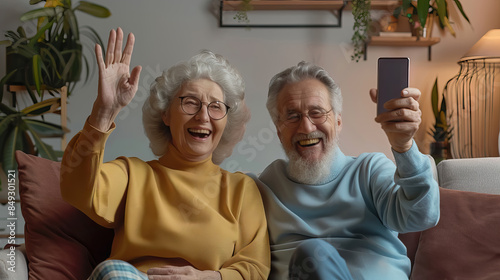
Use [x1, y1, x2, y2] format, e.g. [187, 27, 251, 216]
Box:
[377, 57, 409, 115]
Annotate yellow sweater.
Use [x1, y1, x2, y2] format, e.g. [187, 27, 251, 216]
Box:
[60, 121, 270, 279]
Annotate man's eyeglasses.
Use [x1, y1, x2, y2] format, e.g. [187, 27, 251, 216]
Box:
[281, 108, 333, 127]
[178, 96, 230, 120]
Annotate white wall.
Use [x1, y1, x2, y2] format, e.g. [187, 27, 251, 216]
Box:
[1, 0, 499, 174]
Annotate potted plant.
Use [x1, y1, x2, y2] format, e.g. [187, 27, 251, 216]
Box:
[0, 0, 110, 189]
[428, 77, 453, 164]
[395, 0, 470, 38]
[351, 0, 371, 62]
[0, 0, 110, 98]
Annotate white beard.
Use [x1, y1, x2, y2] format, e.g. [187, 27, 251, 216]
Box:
[284, 132, 339, 185]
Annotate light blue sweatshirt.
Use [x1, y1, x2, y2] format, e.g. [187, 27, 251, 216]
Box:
[250, 142, 440, 280]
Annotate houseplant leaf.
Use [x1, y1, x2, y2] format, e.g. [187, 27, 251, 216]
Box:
[32, 54, 44, 95]
[25, 119, 65, 137]
[21, 97, 61, 116]
[0, 102, 18, 115]
[20, 7, 58, 21]
[26, 125, 59, 161]
[453, 0, 470, 24]
[435, 0, 456, 36]
[431, 77, 439, 118]
[417, 0, 429, 29]
[0, 69, 18, 102]
[64, 8, 80, 40]
[1, 121, 27, 173]
[76, 1, 111, 18]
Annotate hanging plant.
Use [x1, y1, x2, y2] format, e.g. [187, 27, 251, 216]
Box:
[351, 0, 371, 62]
[233, 0, 253, 24]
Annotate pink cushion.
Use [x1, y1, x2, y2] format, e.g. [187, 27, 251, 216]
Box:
[411, 188, 500, 280]
[16, 151, 114, 280]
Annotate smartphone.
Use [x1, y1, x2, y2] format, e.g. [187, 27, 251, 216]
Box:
[377, 57, 410, 115]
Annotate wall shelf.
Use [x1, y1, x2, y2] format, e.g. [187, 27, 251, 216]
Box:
[219, 1, 441, 60]
[219, 0, 346, 28]
[366, 36, 440, 60]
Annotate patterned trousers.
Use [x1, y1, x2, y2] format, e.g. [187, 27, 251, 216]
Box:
[88, 259, 148, 280]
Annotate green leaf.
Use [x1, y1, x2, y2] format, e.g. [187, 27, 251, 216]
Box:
[1, 122, 24, 173]
[32, 54, 44, 96]
[25, 119, 65, 137]
[30, 0, 44, 5]
[61, 51, 76, 82]
[64, 8, 80, 40]
[21, 97, 61, 116]
[26, 125, 58, 161]
[417, 0, 430, 28]
[453, 0, 470, 24]
[75, 1, 111, 18]
[24, 86, 40, 106]
[0, 103, 18, 115]
[28, 16, 57, 47]
[431, 77, 439, 118]
[0, 69, 18, 102]
[0, 115, 18, 137]
[20, 7, 57, 21]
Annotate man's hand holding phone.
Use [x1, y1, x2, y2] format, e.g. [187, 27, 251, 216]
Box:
[370, 57, 422, 153]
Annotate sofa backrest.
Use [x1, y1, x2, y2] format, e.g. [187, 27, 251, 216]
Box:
[437, 157, 500, 194]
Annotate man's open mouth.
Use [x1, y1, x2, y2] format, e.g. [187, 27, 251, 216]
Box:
[188, 128, 211, 138]
[298, 138, 320, 147]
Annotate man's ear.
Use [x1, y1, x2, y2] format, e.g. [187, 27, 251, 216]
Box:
[336, 113, 342, 132]
[276, 124, 283, 143]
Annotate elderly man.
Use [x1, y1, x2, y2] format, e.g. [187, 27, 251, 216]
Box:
[250, 61, 440, 280]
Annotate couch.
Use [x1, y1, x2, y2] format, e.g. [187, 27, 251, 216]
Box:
[1, 151, 500, 279]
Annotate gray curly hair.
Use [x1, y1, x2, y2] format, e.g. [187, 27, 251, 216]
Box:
[142, 50, 250, 164]
[266, 61, 342, 126]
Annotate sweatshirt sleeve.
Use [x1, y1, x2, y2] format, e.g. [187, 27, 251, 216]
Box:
[219, 175, 271, 280]
[60, 120, 129, 228]
[369, 141, 440, 233]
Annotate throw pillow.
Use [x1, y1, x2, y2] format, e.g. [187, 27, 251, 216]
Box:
[411, 188, 500, 280]
[16, 151, 114, 280]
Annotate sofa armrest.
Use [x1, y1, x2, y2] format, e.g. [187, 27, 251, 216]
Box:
[437, 157, 500, 194]
[0, 244, 28, 280]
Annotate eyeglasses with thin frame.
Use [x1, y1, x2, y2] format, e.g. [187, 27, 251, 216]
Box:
[178, 96, 230, 120]
[281, 108, 333, 127]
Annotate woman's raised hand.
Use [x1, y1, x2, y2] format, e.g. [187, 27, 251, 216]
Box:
[89, 28, 142, 131]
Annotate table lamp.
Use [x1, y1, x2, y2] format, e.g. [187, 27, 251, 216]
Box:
[445, 29, 500, 158]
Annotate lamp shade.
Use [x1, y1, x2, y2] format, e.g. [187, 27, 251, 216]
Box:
[460, 29, 500, 62]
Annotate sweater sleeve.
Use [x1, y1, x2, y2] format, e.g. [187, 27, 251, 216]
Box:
[369, 141, 440, 233]
[219, 175, 271, 280]
[60, 120, 129, 228]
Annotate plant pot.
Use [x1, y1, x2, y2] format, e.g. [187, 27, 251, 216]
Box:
[430, 141, 450, 165]
[411, 14, 435, 39]
[4, 41, 82, 89]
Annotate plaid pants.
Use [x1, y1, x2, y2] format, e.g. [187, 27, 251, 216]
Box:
[88, 260, 148, 280]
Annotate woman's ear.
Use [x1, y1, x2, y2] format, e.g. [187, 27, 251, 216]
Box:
[162, 111, 170, 126]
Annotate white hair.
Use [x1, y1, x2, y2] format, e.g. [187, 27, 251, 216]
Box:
[266, 61, 343, 126]
[142, 50, 250, 164]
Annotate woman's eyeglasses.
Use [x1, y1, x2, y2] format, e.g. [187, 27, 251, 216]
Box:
[178, 96, 230, 120]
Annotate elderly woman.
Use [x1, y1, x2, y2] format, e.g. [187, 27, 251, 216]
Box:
[60, 28, 270, 280]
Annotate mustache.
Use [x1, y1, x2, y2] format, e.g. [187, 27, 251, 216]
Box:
[292, 131, 326, 143]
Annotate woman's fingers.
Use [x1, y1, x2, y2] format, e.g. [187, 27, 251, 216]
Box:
[105, 29, 116, 67]
[95, 43, 104, 72]
[121, 33, 135, 66]
[113, 27, 124, 64]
